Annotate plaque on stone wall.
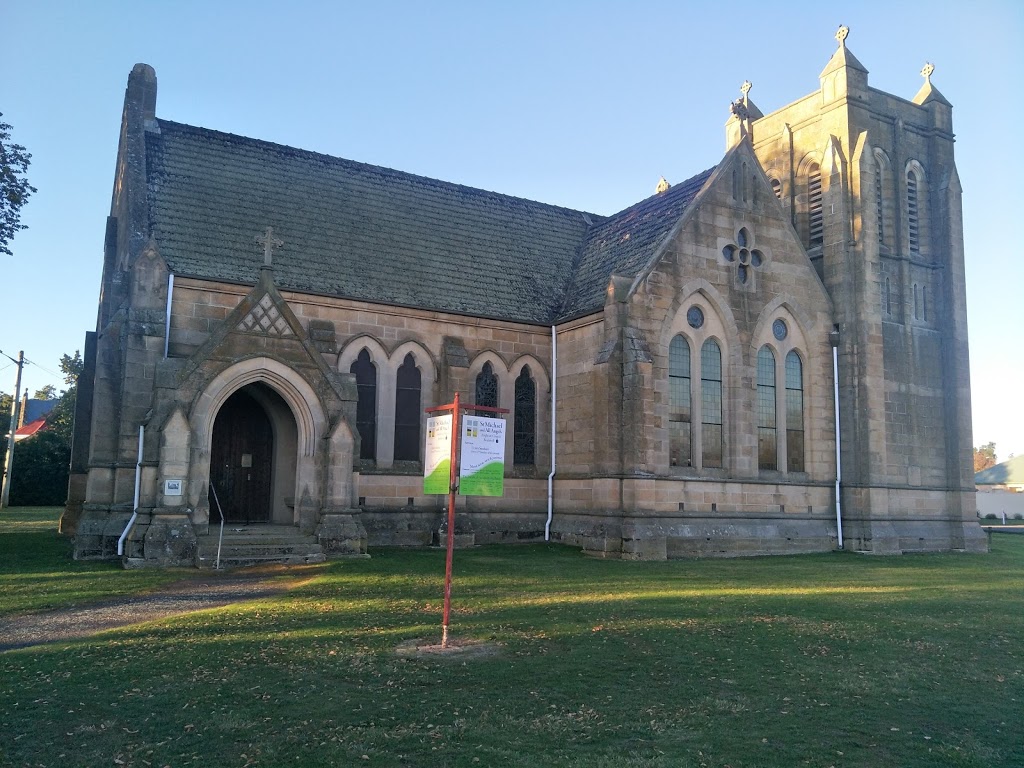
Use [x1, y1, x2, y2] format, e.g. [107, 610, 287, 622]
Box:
[164, 479, 183, 496]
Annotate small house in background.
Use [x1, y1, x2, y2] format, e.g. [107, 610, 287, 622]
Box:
[13, 395, 57, 442]
[976, 456, 1024, 520]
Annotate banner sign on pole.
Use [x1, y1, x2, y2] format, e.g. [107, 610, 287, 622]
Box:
[423, 414, 453, 494]
[459, 416, 506, 496]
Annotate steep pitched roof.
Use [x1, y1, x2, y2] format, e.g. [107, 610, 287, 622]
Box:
[144, 120, 713, 325]
[558, 168, 714, 320]
[146, 121, 597, 325]
[976, 455, 1024, 486]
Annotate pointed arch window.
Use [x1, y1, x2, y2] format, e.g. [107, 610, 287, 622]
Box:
[669, 335, 692, 467]
[701, 339, 723, 468]
[475, 362, 498, 410]
[808, 163, 823, 248]
[513, 367, 536, 466]
[393, 353, 421, 461]
[350, 349, 377, 461]
[884, 277, 892, 316]
[907, 169, 920, 253]
[757, 346, 777, 470]
[785, 352, 805, 472]
[770, 177, 782, 200]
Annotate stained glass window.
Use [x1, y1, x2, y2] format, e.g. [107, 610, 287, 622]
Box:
[393, 353, 421, 461]
[350, 348, 377, 461]
[669, 335, 692, 467]
[786, 351, 804, 472]
[757, 346, 777, 470]
[475, 362, 498, 410]
[701, 339, 723, 468]
[514, 367, 536, 466]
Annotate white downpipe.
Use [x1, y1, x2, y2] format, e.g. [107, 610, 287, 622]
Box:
[832, 340, 844, 549]
[545, 325, 557, 541]
[117, 425, 144, 556]
[164, 273, 174, 359]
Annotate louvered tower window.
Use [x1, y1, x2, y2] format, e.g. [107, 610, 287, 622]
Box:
[350, 349, 377, 461]
[907, 170, 920, 253]
[808, 164, 823, 247]
[876, 168, 885, 247]
[757, 346, 777, 470]
[770, 178, 782, 200]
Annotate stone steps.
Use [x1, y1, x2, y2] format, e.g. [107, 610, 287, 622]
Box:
[196, 525, 325, 569]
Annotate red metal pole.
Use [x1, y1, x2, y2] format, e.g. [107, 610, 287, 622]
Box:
[441, 390, 460, 648]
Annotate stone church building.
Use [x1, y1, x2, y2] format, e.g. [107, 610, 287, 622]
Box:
[62, 28, 987, 565]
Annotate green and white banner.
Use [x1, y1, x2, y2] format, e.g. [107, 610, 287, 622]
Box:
[423, 414, 453, 495]
[459, 416, 506, 497]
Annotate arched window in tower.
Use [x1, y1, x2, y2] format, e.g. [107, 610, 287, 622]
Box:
[393, 353, 421, 461]
[350, 348, 377, 461]
[770, 177, 782, 201]
[475, 361, 498, 410]
[757, 346, 777, 471]
[884, 277, 892, 316]
[785, 351, 805, 472]
[913, 283, 920, 320]
[907, 169, 920, 253]
[668, 335, 692, 467]
[513, 367, 536, 466]
[701, 339, 724, 468]
[808, 164, 823, 248]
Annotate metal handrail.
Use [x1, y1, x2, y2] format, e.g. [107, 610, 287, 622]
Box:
[210, 483, 226, 570]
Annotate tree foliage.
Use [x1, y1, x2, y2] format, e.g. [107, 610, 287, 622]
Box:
[974, 442, 997, 473]
[0, 113, 37, 257]
[2, 351, 82, 504]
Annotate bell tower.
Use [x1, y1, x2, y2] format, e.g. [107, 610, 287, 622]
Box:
[737, 27, 985, 553]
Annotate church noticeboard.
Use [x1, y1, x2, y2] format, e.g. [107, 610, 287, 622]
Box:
[459, 417, 505, 496]
[423, 415, 453, 495]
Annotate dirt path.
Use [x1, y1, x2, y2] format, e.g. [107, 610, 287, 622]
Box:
[0, 571, 304, 652]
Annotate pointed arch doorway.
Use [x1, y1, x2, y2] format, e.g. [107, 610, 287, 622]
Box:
[209, 383, 298, 525]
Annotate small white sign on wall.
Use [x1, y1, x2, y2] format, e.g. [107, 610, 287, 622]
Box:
[164, 479, 183, 496]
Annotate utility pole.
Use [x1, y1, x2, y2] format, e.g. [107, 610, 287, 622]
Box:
[1, 350, 25, 509]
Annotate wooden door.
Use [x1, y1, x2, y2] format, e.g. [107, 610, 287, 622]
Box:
[209, 391, 273, 524]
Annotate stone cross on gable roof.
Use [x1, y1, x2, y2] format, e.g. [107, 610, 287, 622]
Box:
[921, 62, 935, 84]
[256, 227, 283, 267]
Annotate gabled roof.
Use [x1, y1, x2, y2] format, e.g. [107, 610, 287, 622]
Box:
[976, 455, 1024, 486]
[144, 120, 713, 326]
[558, 168, 714, 320]
[14, 418, 47, 441]
[146, 121, 597, 325]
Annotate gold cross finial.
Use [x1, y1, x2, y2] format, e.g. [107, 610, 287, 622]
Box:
[256, 227, 284, 267]
[836, 25, 849, 46]
[921, 62, 935, 84]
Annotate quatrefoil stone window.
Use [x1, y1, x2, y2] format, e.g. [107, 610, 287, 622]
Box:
[721, 227, 764, 285]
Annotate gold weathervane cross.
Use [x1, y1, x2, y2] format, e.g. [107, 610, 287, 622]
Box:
[256, 227, 284, 267]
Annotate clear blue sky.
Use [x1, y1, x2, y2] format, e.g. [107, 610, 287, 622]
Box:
[2, 1, 1022, 459]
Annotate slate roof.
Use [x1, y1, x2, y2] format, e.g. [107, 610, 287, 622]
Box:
[559, 168, 714, 320]
[145, 120, 714, 324]
[976, 455, 1024, 486]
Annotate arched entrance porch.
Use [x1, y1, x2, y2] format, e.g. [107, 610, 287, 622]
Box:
[208, 383, 298, 525]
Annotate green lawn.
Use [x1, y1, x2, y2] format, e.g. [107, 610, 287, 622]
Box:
[0, 507, 191, 616]
[1, 509, 1022, 767]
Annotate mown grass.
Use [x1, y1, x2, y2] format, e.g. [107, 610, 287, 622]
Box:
[1, 509, 1022, 767]
[0, 507, 191, 616]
